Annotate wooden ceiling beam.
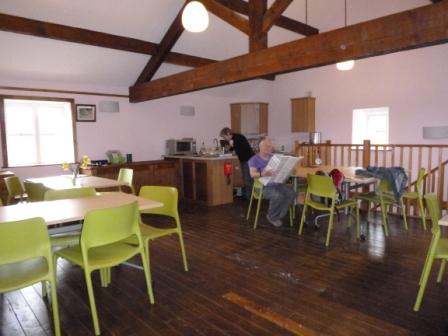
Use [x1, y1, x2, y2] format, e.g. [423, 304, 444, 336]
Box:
[199, 0, 250, 34]
[214, 0, 318, 36]
[0, 12, 216, 68]
[129, 2, 448, 102]
[249, 0, 267, 52]
[262, 0, 294, 33]
[135, 2, 187, 84]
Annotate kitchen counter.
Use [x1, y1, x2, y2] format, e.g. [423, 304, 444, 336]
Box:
[164, 154, 237, 161]
[164, 155, 243, 206]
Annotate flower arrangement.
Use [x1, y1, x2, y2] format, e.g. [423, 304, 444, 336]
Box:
[62, 155, 90, 179]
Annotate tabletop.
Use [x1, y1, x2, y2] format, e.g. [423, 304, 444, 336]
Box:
[439, 214, 448, 226]
[26, 175, 126, 190]
[293, 165, 377, 184]
[0, 192, 162, 225]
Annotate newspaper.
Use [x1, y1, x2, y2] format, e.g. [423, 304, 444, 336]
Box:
[259, 154, 302, 186]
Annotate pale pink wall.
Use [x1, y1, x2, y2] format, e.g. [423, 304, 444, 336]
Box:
[268, 44, 448, 145]
[0, 79, 270, 180]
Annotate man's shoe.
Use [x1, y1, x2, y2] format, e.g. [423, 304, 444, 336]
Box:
[266, 215, 282, 227]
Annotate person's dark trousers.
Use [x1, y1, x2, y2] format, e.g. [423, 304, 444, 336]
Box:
[241, 161, 253, 199]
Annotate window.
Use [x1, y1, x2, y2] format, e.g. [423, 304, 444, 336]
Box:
[352, 107, 389, 145]
[0, 97, 76, 167]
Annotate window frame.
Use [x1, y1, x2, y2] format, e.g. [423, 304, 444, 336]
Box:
[0, 95, 78, 168]
[352, 106, 389, 145]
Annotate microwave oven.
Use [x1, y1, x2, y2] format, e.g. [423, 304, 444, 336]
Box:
[166, 139, 197, 155]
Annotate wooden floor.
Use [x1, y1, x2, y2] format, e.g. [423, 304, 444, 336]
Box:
[2, 199, 448, 336]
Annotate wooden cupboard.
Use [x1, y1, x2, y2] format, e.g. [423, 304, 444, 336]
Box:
[291, 97, 315, 132]
[166, 156, 240, 206]
[230, 102, 268, 134]
[81, 160, 179, 194]
[0, 170, 15, 204]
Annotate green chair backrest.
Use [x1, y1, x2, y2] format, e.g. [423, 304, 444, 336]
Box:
[415, 167, 426, 195]
[307, 174, 336, 199]
[118, 168, 133, 186]
[81, 201, 140, 250]
[44, 187, 96, 201]
[0, 217, 50, 265]
[24, 182, 48, 202]
[139, 186, 178, 218]
[424, 193, 441, 234]
[5, 176, 25, 198]
[252, 179, 264, 200]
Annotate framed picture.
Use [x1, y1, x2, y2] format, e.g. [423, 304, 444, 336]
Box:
[76, 104, 96, 122]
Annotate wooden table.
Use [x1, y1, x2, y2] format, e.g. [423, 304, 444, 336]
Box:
[293, 165, 377, 184]
[26, 175, 126, 190]
[0, 192, 162, 226]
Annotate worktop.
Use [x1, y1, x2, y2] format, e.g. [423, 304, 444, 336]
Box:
[165, 155, 243, 206]
[164, 154, 237, 161]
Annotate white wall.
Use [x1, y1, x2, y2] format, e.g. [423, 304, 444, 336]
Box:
[268, 44, 448, 145]
[0, 79, 270, 180]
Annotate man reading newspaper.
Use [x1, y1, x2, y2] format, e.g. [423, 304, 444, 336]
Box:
[248, 137, 299, 227]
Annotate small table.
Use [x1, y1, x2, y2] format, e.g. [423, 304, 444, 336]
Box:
[439, 214, 448, 226]
[26, 175, 125, 190]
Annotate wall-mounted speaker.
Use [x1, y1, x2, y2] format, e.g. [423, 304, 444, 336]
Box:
[99, 101, 120, 113]
[180, 105, 195, 116]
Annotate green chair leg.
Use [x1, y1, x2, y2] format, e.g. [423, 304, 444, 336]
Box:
[325, 210, 335, 247]
[289, 207, 293, 227]
[140, 251, 155, 304]
[380, 202, 389, 237]
[437, 260, 446, 283]
[85, 270, 101, 335]
[298, 204, 308, 235]
[246, 194, 254, 221]
[414, 251, 436, 311]
[253, 198, 262, 229]
[418, 198, 427, 230]
[50, 280, 61, 336]
[178, 232, 189, 272]
[400, 199, 408, 230]
[356, 206, 360, 239]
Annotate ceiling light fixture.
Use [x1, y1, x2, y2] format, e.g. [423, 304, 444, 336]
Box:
[182, 1, 209, 33]
[336, 0, 354, 71]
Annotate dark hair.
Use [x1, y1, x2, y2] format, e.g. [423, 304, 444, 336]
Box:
[220, 127, 232, 137]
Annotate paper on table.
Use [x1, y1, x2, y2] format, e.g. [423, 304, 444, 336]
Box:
[259, 155, 303, 186]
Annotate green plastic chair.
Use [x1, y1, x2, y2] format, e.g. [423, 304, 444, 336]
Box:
[299, 174, 360, 247]
[133, 186, 188, 272]
[402, 168, 427, 230]
[24, 181, 48, 202]
[414, 193, 447, 311]
[0, 217, 61, 336]
[45, 187, 96, 248]
[118, 168, 135, 194]
[4, 176, 27, 204]
[55, 201, 154, 335]
[355, 178, 408, 236]
[246, 178, 293, 229]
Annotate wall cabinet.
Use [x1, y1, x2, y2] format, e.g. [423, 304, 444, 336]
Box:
[291, 97, 315, 132]
[230, 103, 268, 135]
[81, 160, 180, 194]
[0, 170, 15, 204]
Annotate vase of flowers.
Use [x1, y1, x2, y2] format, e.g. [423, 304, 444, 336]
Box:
[62, 155, 90, 182]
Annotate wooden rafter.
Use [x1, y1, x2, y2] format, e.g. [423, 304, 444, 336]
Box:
[215, 0, 318, 36]
[135, 2, 187, 84]
[249, 0, 267, 52]
[129, 2, 448, 102]
[262, 0, 294, 33]
[200, 0, 250, 34]
[0, 12, 216, 68]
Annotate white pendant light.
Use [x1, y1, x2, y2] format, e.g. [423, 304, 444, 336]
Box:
[336, 0, 354, 71]
[182, 1, 209, 33]
[336, 60, 355, 71]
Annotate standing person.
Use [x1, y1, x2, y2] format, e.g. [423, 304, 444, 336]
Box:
[248, 136, 296, 227]
[220, 127, 255, 199]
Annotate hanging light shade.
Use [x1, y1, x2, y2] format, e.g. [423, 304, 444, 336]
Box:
[336, 0, 354, 71]
[336, 60, 355, 71]
[182, 1, 209, 33]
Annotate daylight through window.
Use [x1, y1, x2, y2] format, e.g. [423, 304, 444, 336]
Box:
[352, 107, 389, 145]
[1, 98, 76, 167]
